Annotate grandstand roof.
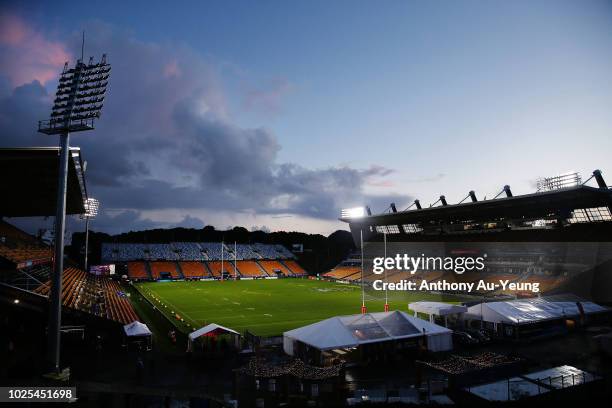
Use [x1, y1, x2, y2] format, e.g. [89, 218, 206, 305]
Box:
[0, 147, 88, 216]
[341, 185, 612, 225]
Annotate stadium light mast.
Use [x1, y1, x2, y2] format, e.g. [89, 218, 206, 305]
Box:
[81, 197, 99, 272]
[221, 241, 224, 282]
[384, 232, 389, 312]
[361, 229, 367, 314]
[38, 50, 110, 375]
[234, 241, 238, 280]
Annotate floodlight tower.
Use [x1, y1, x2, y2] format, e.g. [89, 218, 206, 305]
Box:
[361, 229, 367, 314]
[81, 197, 99, 272]
[38, 53, 110, 375]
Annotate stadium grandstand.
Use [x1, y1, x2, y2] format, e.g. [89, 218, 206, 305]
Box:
[340, 169, 612, 243]
[102, 242, 306, 281]
[1, 219, 140, 326]
[324, 170, 612, 300]
[0, 148, 141, 334]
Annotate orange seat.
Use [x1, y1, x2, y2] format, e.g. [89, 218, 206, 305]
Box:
[257, 260, 291, 276]
[236, 261, 266, 277]
[179, 261, 208, 278]
[128, 261, 149, 279]
[150, 261, 180, 279]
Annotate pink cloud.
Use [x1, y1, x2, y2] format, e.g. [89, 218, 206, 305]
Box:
[0, 14, 71, 87]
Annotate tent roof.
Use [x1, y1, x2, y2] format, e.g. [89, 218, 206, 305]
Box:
[123, 321, 152, 337]
[409, 301, 468, 316]
[467, 297, 609, 325]
[284, 310, 451, 351]
[189, 323, 240, 340]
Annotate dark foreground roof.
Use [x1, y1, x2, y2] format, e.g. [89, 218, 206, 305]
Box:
[341, 185, 612, 226]
[0, 147, 87, 216]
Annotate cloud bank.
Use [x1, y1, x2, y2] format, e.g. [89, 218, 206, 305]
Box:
[0, 16, 409, 234]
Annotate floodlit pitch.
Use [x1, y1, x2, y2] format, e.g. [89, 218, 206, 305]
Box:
[134, 278, 469, 336]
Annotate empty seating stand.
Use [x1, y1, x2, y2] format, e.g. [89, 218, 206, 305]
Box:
[179, 261, 209, 279]
[283, 260, 306, 275]
[34, 267, 139, 325]
[206, 261, 237, 278]
[128, 261, 149, 280]
[257, 260, 291, 276]
[149, 261, 180, 279]
[236, 261, 267, 277]
[323, 266, 361, 280]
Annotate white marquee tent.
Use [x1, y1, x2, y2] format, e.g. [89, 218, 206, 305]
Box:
[187, 323, 241, 351]
[123, 321, 152, 337]
[466, 297, 608, 326]
[283, 310, 452, 355]
[123, 321, 152, 351]
[409, 301, 467, 326]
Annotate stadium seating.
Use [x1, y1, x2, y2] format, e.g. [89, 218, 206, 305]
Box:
[101, 242, 296, 262]
[172, 242, 207, 260]
[0, 246, 53, 264]
[251, 243, 293, 259]
[283, 260, 306, 275]
[0, 221, 53, 265]
[206, 261, 237, 278]
[323, 266, 361, 280]
[148, 244, 178, 260]
[236, 261, 267, 277]
[179, 261, 209, 278]
[257, 260, 291, 276]
[274, 244, 295, 259]
[149, 261, 180, 279]
[101, 242, 307, 281]
[128, 261, 150, 280]
[198, 243, 227, 260]
[35, 267, 139, 325]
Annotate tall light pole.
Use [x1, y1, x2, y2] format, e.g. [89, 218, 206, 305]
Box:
[361, 229, 367, 314]
[234, 241, 238, 280]
[221, 241, 224, 282]
[39, 53, 110, 374]
[82, 197, 99, 272]
[384, 232, 389, 312]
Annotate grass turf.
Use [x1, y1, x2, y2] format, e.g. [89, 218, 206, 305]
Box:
[134, 278, 470, 336]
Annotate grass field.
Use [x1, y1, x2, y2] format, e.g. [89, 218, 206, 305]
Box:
[134, 278, 471, 336]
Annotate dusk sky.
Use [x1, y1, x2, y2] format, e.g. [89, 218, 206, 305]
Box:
[1, 0, 612, 236]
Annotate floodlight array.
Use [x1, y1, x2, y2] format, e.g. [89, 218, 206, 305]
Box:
[83, 197, 99, 219]
[39, 55, 111, 135]
[341, 207, 366, 218]
[536, 172, 581, 192]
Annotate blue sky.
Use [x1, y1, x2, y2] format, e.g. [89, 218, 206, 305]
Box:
[1, 0, 612, 235]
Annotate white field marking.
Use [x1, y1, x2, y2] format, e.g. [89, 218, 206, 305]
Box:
[232, 302, 240, 305]
[246, 307, 255, 310]
[263, 313, 273, 317]
[237, 317, 338, 329]
[145, 291, 199, 327]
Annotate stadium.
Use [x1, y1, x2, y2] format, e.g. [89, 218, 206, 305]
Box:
[2, 140, 612, 406]
[2, 3, 612, 407]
